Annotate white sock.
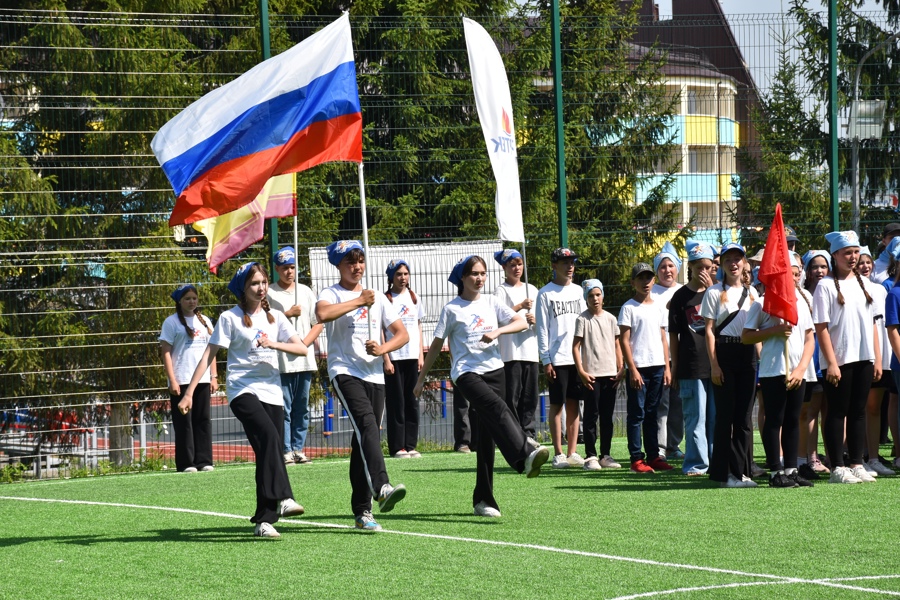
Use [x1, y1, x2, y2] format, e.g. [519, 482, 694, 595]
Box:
[784, 467, 797, 475]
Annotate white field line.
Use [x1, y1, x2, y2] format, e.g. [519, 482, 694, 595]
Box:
[2, 495, 899, 598]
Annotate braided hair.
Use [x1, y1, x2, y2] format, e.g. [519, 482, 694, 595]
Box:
[238, 264, 276, 327]
[177, 307, 213, 338]
[830, 257, 872, 306]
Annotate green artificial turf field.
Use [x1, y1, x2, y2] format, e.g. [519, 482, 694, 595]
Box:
[2, 440, 899, 599]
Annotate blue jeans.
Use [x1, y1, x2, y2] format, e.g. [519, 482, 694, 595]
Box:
[626, 365, 665, 461]
[281, 371, 313, 453]
[679, 378, 715, 474]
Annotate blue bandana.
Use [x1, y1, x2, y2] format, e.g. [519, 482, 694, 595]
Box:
[448, 256, 474, 287]
[385, 259, 410, 282]
[326, 240, 364, 267]
[274, 246, 296, 266]
[581, 279, 604, 299]
[685, 240, 715, 262]
[824, 230, 860, 253]
[171, 284, 197, 303]
[494, 248, 523, 266]
[227, 261, 258, 299]
[802, 250, 830, 269]
[860, 245, 872, 259]
[890, 237, 900, 261]
[653, 241, 682, 274]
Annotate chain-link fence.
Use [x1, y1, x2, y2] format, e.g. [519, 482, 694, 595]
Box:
[1, 3, 898, 478]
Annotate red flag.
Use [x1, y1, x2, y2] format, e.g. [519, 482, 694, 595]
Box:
[757, 203, 798, 325]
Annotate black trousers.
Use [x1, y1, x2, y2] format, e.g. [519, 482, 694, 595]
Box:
[582, 377, 618, 458]
[455, 369, 531, 511]
[453, 387, 477, 449]
[169, 382, 213, 472]
[503, 360, 540, 439]
[709, 342, 757, 482]
[759, 376, 806, 471]
[384, 359, 420, 454]
[823, 360, 873, 467]
[332, 375, 389, 516]
[229, 393, 294, 524]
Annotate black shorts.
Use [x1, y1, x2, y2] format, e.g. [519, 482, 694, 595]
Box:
[803, 380, 824, 402]
[548, 364, 583, 406]
[872, 369, 897, 393]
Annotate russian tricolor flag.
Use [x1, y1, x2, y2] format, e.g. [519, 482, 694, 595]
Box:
[153, 14, 362, 227]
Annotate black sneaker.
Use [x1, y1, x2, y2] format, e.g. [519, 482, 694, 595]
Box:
[769, 473, 799, 488]
[787, 472, 814, 487]
[797, 463, 820, 480]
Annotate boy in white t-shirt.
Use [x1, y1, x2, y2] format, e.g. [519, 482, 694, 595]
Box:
[493, 249, 541, 443]
[266, 246, 323, 465]
[315, 240, 410, 531]
[537, 248, 587, 468]
[619, 263, 672, 474]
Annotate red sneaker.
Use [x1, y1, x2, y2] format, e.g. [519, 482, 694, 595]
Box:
[630, 459, 655, 474]
[647, 456, 674, 471]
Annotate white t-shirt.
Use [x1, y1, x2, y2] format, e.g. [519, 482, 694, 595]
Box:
[700, 283, 760, 338]
[494, 281, 539, 362]
[433, 294, 517, 382]
[651, 282, 682, 332]
[265, 282, 318, 373]
[618, 298, 667, 368]
[159, 313, 214, 385]
[743, 292, 816, 380]
[210, 307, 298, 405]
[384, 288, 425, 361]
[872, 253, 890, 284]
[812, 276, 876, 369]
[318, 285, 401, 384]
[867, 280, 890, 371]
[536, 281, 586, 366]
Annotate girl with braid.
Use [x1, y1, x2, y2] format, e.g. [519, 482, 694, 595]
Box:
[741, 252, 816, 488]
[181, 262, 309, 538]
[159, 284, 217, 473]
[813, 232, 882, 484]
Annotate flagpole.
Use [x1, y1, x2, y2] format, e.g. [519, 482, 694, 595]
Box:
[358, 162, 373, 339]
[293, 214, 299, 323]
[521, 241, 533, 328]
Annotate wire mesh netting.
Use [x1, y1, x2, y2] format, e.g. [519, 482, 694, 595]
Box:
[1, 3, 898, 478]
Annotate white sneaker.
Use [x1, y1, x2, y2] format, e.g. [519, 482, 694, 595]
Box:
[867, 458, 894, 477]
[740, 475, 759, 488]
[851, 465, 877, 483]
[599, 455, 622, 469]
[407, 450, 422, 458]
[200, 465, 214, 472]
[283, 452, 295, 465]
[279, 498, 305, 517]
[719, 474, 744, 488]
[552, 453, 569, 469]
[473, 501, 502, 518]
[524, 446, 550, 478]
[583, 456, 602, 471]
[183, 467, 198, 473]
[864, 463, 879, 477]
[526, 437, 542, 450]
[392, 450, 410, 459]
[829, 466, 862, 484]
[254, 522, 281, 538]
[566, 452, 585, 467]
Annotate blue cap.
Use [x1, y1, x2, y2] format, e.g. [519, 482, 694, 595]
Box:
[751, 266, 761, 286]
[448, 255, 474, 287]
[228, 261, 259, 299]
[824, 230, 860, 253]
[889, 237, 900, 261]
[685, 239, 715, 261]
[860, 245, 872, 259]
[802, 249, 830, 269]
[653, 241, 682, 274]
[274, 246, 295, 267]
[326, 240, 364, 267]
[385, 259, 410, 282]
[720, 242, 746, 257]
[494, 248, 523, 266]
[171, 284, 197, 303]
[581, 278, 604, 299]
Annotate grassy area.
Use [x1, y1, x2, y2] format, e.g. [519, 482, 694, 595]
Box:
[1, 439, 899, 599]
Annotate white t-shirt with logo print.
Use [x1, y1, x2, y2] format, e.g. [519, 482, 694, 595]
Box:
[433, 294, 518, 382]
[385, 288, 425, 361]
[210, 307, 297, 406]
[536, 281, 587, 366]
[159, 313, 214, 385]
[318, 284, 401, 384]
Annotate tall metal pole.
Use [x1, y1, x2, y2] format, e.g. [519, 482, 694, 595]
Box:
[827, 0, 840, 231]
[551, 0, 568, 248]
[259, 0, 278, 275]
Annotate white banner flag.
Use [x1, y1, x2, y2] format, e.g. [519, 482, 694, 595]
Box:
[463, 17, 525, 243]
